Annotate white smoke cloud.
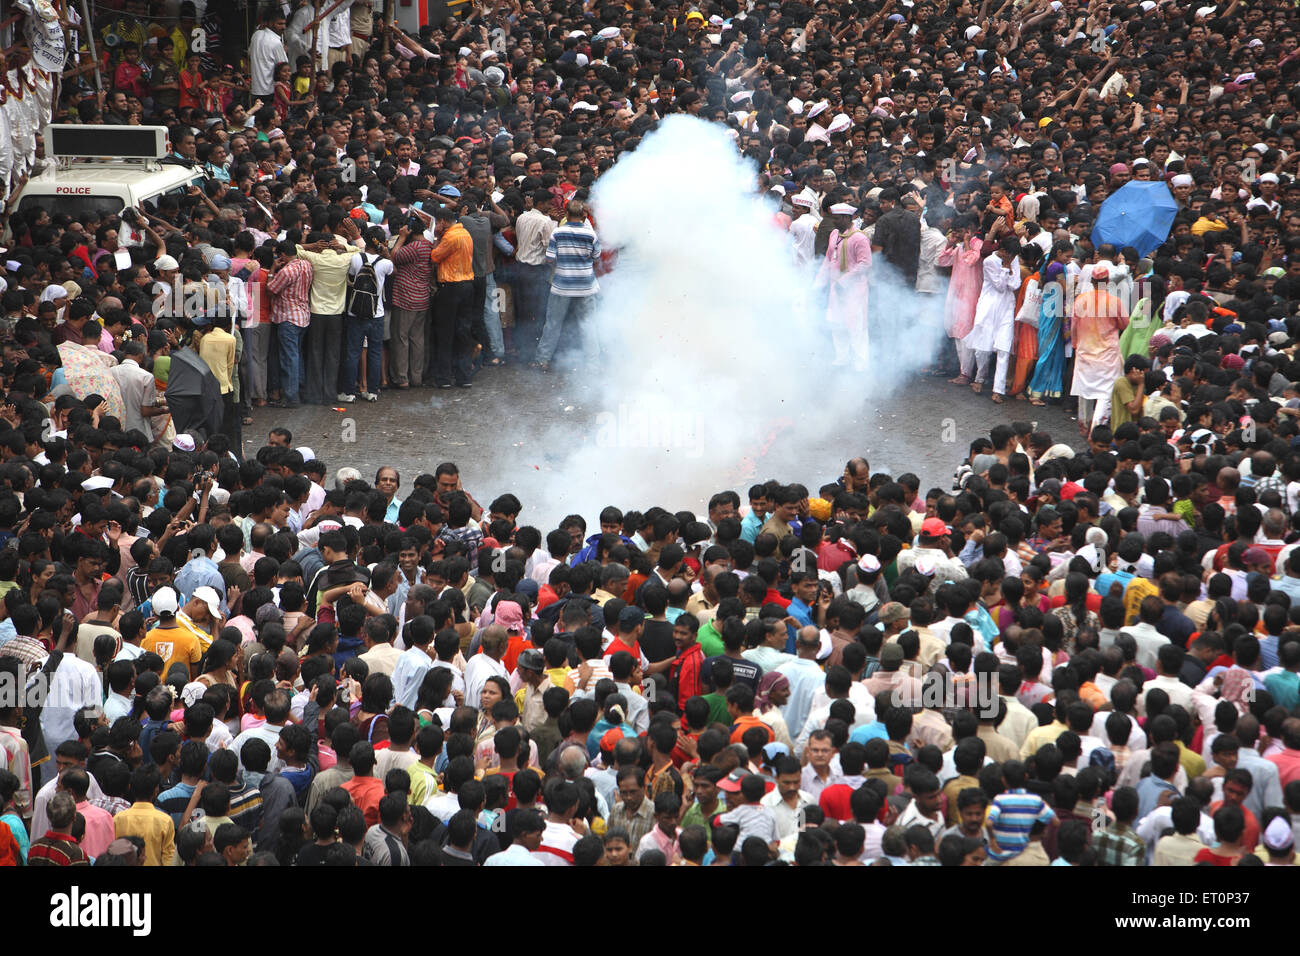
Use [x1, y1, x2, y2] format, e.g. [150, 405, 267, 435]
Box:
[493, 115, 946, 530]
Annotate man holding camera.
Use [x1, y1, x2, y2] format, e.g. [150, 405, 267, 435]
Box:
[388, 213, 435, 389]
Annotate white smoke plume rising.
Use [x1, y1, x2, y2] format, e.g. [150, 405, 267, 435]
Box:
[494, 115, 945, 529]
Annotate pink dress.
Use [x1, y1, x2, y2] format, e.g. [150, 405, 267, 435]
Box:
[937, 237, 983, 339]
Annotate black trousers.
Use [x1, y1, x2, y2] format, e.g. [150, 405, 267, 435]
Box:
[432, 281, 475, 386]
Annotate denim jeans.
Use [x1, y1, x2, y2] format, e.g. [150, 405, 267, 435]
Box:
[483, 272, 504, 359]
[512, 263, 551, 360]
[536, 293, 598, 365]
[276, 322, 307, 404]
[341, 313, 384, 395]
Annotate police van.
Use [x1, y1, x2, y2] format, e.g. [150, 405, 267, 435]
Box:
[12, 124, 206, 224]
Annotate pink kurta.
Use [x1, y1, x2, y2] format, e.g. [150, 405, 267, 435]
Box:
[819, 228, 872, 331]
[937, 237, 983, 339]
[1070, 288, 1130, 400]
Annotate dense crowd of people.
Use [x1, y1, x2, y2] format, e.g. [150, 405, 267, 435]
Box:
[1, 0, 1300, 867]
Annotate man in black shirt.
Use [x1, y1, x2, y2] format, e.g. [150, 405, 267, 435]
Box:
[871, 188, 922, 288]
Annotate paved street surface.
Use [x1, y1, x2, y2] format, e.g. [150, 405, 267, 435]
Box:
[246, 368, 1081, 527]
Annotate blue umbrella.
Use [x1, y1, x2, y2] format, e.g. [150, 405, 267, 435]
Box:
[1090, 181, 1179, 258]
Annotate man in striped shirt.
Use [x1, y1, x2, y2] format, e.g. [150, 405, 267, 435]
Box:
[388, 221, 434, 388]
[984, 760, 1056, 862]
[27, 792, 90, 866]
[267, 241, 312, 408]
[534, 199, 602, 372]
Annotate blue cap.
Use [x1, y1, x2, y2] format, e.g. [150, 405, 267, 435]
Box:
[209, 253, 231, 271]
[762, 742, 791, 762]
[437, 184, 462, 198]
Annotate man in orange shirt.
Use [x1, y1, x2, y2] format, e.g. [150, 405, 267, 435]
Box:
[342, 742, 385, 827]
[727, 683, 775, 744]
[429, 205, 477, 389]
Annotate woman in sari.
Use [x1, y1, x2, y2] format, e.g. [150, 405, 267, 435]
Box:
[756, 672, 794, 749]
[354, 672, 393, 745]
[55, 323, 125, 420]
[475, 675, 512, 744]
[1026, 241, 1073, 406]
[146, 329, 176, 447]
[1119, 273, 1168, 360]
[1010, 245, 1043, 401]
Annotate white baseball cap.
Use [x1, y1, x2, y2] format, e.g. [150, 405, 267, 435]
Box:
[193, 586, 222, 619]
[153, 587, 179, 615]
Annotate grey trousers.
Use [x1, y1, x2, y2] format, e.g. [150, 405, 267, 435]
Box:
[389, 305, 427, 386]
[242, 323, 271, 402]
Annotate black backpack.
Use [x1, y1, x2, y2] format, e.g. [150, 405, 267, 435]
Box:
[347, 254, 380, 320]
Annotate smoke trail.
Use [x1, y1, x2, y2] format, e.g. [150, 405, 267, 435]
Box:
[496, 115, 947, 528]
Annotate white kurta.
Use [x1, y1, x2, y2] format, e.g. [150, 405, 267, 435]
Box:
[790, 215, 816, 268]
[0, 90, 13, 201]
[963, 253, 1019, 353]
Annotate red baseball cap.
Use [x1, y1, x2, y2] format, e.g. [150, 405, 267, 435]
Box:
[717, 770, 747, 793]
[920, 517, 950, 537]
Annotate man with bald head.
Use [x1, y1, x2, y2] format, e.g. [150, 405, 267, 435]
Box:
[775, 625, 826, 739]
[686, 564, 722, 618]
[843, 457, 871, 495]
[465, 624, 509, 708]
[111, 339, 169, 441]
[666, 577, 691, 617]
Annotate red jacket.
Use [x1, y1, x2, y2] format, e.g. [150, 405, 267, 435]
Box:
[670, 642, 705, 707]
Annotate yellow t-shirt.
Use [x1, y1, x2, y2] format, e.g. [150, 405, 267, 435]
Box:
[142, 621, 202, 678]
[198, 328, 236, 395]
[1122, 577, 1158, 626]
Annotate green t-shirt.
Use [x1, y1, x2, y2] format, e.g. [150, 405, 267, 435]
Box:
[680, 800, 718, 841]
[703, 692, 730, 726]
[1111, 376, 1138, 429]
[697, 621, 725, 658]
